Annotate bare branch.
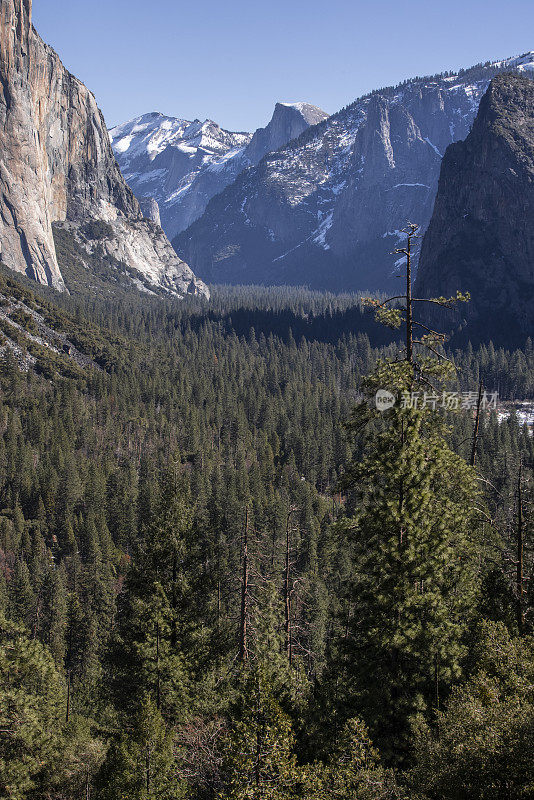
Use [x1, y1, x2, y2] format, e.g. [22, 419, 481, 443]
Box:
[412, 320, 446, 337]
[412, 341, 457, 366]
[371, 295, 406, 308]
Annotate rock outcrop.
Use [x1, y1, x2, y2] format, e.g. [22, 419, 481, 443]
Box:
[173, 53, 534, 293]
[415, 74, 534, 345]
[137, 196, 162, 227]
[0, 0, 208, 298]
[110, 103, 328, 242]
[243, 102, 328, 165]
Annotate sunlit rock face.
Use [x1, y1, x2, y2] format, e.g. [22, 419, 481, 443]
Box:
[0, 0, 208, 298]
[173, 53, 534, 293]
[110, 102, 328, 242]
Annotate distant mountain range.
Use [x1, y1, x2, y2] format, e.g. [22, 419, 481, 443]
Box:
[3, 0, 534, 332]
[110, 102, 328, 241]
[169, 53, 534, 293]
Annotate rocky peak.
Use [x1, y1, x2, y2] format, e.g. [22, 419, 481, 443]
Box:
[1, 0, 64, 288]
[415, 74, 534, 344]
[174, 54, 534, 293]
[111, 101, 327, 241]
[244, 102, 329, 165]
[110, 113, 251, 171]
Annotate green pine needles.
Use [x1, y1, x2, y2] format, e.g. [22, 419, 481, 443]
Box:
[339, 397, 482, 755]
[336, 225, 483, 758]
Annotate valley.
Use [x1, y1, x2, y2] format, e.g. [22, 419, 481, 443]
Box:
[0, 1, 534, 799]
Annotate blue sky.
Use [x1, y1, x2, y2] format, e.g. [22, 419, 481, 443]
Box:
[33, 0, 534, 132]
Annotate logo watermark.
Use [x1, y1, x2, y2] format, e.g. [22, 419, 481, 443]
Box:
[375, 390, 499, 412]
[375, 390, 396, 411]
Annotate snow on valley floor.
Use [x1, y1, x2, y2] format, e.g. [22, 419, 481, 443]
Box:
[497, 401, 534, 433]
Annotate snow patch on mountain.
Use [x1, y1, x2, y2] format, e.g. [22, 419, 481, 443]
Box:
[111, 102, 328, 240]
[424, 138, 443, 157]
[313, 212, 334, 249]
[173, 50, 534, 293]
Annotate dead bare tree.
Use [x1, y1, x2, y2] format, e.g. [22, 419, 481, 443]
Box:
[470, 379, 484, 467]
[516, 458, 525, 634]
[239, 507, 250, 662]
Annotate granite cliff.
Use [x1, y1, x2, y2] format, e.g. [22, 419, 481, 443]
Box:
[415, 74, 534, 345]
[0, 0, 207, 298]
[110, 102, 328, 241]
[173, 54, 534, 292]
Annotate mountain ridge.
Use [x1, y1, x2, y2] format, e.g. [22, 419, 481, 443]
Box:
[173, 51, 534, 293]
[110, 101, 329, 240]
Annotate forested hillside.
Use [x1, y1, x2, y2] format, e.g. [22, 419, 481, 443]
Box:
[0, 272, 533, 799]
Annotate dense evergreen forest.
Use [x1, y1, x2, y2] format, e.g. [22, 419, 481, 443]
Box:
[0, 270, 533, 799]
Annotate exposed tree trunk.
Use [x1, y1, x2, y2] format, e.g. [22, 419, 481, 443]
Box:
[284, 511, 292, 666]
[406, 230, 413, 365]
[155, 620, 161, 709]
[470, 379, 484, 467]
[65, 670, 70, 723]
[394, 222, 419, 366]
[239, 507, 249, 662]
[517, 458, 525, 634]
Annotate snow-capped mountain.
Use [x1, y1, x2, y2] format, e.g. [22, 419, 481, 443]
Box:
[174, 52, 534, 293]
[110, 103, 328, 241]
